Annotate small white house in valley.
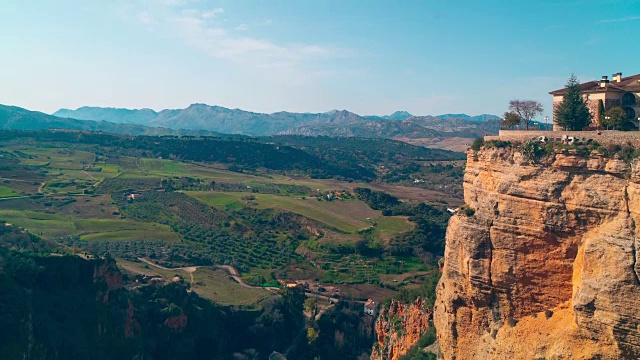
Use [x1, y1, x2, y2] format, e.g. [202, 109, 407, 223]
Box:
[364, 299, 377, 316]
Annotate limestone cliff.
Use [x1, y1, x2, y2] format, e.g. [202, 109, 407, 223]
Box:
[371, 298, 432, 360]
[434, 146, 640, 359]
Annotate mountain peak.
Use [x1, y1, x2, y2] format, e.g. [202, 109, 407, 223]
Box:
[388, 111, 412, 119]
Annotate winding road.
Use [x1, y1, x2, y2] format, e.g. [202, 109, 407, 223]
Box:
[135, 258, 344, 303]
[136, 258, 279, 291]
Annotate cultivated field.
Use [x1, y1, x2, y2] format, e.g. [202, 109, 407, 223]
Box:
[186, 191, 379, 233]
[0, 141, 453, 302]
[0, 185, 19, 198]
[0, 209, 180, 241]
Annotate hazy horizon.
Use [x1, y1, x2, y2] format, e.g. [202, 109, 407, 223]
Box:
[2, 0, 639, 120]
[51, 103, 499, 118]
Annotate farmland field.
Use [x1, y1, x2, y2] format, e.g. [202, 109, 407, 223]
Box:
[0, 210, 77, 238]
[80, 229, 179, 242]
[373, 216, 414, 242]
[0, 134, 456, 301]
[0, 179, 41, 194]
[0, 185, 19, 198]
[187, 191, 378, 233]
[0, 209, 180, 241]
[75, 218, 180, 242]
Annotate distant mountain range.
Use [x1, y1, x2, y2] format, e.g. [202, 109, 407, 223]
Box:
[53, 104, 500, 138]
[0, 104, 226, 137]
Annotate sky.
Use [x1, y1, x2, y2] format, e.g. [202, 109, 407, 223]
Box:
[1, 0, 639, 121]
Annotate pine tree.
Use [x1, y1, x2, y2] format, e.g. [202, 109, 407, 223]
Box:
[597, 99, 605, 127]
[554, 74, 591, 131]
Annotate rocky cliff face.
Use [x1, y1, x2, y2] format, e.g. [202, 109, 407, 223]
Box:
[434, 146, 640, 359]
[371, 298, 432, 360]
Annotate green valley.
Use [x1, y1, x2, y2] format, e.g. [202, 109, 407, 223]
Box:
[0, 130, 458, 307]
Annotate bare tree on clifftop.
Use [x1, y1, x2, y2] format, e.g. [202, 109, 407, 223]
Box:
[508, 100, 544, 130]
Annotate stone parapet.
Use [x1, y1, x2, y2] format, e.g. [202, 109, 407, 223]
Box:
[486, 130, 640, 147]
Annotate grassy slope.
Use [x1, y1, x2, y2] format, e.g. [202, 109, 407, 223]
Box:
[0, 186, 19, 198]
[187, 191, 378, 233]
[0, 209, 179, 241]
[117, 259, 270, 307]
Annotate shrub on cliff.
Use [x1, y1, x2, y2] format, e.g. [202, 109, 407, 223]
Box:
[470, 137, 484, 151]
[485, 140, 511, 149]
[459, 204, 475, 217]
[521, 140, 551, 161]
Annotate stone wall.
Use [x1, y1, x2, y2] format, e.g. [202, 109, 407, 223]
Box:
[486, 130, 640, 147]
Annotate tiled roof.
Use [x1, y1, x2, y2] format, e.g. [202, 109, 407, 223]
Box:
[550, 73, 640, 95]
[364, 299, 376, 308]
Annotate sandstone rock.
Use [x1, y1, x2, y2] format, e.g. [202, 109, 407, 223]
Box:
[552, 153, 587, 168]
[434, 149, 640, 359]
[371, 298, 431, 360]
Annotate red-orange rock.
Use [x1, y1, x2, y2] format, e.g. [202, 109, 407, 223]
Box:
[371, 298, 431, 360]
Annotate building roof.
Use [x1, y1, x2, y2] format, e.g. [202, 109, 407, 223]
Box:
[364, 299, 377, 309]
[549, 73, 640, 95]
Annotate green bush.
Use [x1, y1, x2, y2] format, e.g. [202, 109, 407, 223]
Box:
[521, 140, 551, 161]
[470, 137, 484, 151]
[459, 205, 475, 217]
[485, 140, 512, 149]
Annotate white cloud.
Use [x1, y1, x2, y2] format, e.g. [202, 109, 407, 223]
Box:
[201, 8, 223, 19]
[120, 2, 344, 83]
[235, 24, 249, 31]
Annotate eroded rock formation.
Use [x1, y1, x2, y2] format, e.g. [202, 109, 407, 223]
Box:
[434, 147, 640, 359]
[371, 297, 432, 360]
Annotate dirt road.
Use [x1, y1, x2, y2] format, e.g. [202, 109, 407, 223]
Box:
[137, 258, 275, 290]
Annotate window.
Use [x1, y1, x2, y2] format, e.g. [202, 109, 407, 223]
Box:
[624, 107, 636, 120]
[622, 93, 637, 106]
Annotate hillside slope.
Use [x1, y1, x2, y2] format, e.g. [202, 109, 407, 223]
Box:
[1, 105, 224, 137]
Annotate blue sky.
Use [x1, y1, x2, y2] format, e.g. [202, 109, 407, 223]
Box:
[1, 0, 639, 120]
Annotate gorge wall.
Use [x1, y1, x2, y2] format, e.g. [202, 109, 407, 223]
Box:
[371, 298, 432, 360]
[434, 146, 640, 359]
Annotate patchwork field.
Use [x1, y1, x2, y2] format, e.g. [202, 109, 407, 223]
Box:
[0, 185, 19, 198]
[0, 209, 179, 241]
[0, 139, 454, 302]
[186, 191, 379, 233]
[372, 216, 414, 242]
[76, 219, 179, 242]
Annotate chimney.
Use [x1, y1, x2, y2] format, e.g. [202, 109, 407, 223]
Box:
[612, 72, 622, 83]
[600, 75, 609, 88]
